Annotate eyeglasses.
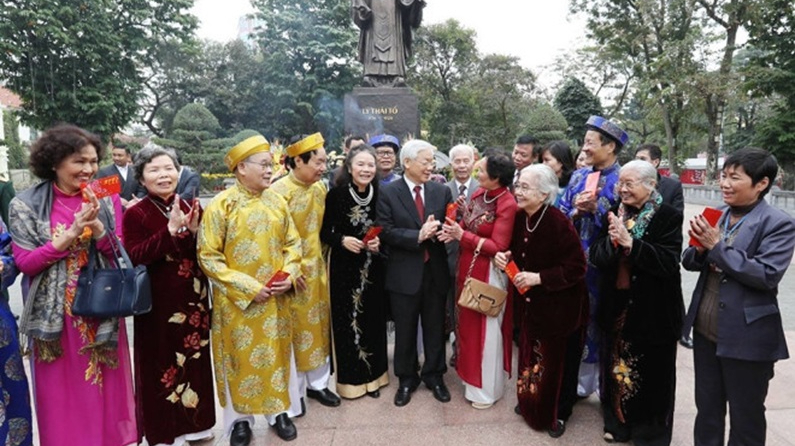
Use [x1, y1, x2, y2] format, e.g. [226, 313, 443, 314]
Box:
[243, 160, 273, 169]
[375, 150, 395, 158]
[514, 183, 539, 193]
[617, 181, 641, 190]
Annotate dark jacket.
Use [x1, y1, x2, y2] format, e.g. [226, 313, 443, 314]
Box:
[376, 178, 452, 296]
[590, 203, 685, 344]
[681, 199, 794, 361]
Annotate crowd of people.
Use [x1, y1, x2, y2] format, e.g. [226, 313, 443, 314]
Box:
[0, 117, 790, 446]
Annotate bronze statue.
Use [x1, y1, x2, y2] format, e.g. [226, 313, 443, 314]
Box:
[352, 0, 425, 88]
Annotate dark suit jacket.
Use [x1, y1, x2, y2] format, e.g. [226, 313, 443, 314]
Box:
[590, 203, 685, 344]
[445, 178, 478, 276]
[682, 200, 795, 361]
[176, 167, 201, 201]
[657, 174, 684, 214]
[377, 178, 453, 296]
[96, 164, 138, 201]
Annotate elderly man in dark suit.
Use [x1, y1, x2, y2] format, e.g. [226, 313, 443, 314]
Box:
[96, 142, 139, 207]
[684, 147, 794, 446]
[377, 139, 453, 407]
[444, 144, 478, 366]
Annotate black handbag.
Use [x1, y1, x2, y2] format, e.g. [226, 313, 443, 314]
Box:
[72, 227, 152, 318]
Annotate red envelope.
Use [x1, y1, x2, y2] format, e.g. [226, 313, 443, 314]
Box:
[689, 207, 724, 247]
[80, 176, 121, 202]
[446, 202, 459, 221]
[505, 260, 530, 295]
[266, 270, 290, 287]
[584, 171, 600, 196]
[362, 226, 382, 244]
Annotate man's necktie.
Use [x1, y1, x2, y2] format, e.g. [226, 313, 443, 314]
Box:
[414, 185, 424, 221]
[459, 184, 467, 197]
[414, 185, 429, 262]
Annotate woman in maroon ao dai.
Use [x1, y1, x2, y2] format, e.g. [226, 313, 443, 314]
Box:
[122, 146, 215, 446]
[495, 164, 588, 438]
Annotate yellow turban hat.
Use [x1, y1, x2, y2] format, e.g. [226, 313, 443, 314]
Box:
[225, 135, 270, 171]
[285, 133, 325, 158]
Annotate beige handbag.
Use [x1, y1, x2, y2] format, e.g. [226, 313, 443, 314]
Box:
[458, 238, 507, 318]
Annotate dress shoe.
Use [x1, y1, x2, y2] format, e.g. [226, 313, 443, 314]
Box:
[471, 401, 493, 409]
[230, 420, 252, 446]
[367, 389, 380, 398]
[679, 335, 694, 349]
[393, 386, 414, 407]
[603, 431, 630, 443]
[426, 382, 451, 403]
[548, 419, 566, 438]
[306, 388, 341, 407]
[271, 413, 297, 441]
[514, 404, 521, 415]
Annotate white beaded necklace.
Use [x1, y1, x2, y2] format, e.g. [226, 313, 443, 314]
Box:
[348, 184, 373, 207]
[525, 205, 548, 233]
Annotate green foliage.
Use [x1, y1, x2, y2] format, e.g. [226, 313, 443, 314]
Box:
[553, 77, 602, 144]
[409, 20, 537, 149]
[524, 103, 569, 144]
[155, 103, 229, 173]
[2, 111, 27, 169]
[0, 0, 197, 139]
[250, 0, 359, 141]
[745, 0, 795, 166]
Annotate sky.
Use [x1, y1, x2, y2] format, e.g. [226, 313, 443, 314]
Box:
[191, 0, 588, 92]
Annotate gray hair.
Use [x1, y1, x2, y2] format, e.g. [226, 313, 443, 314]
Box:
[133, 144, 180, 182]
[448, 144, 475, 160]
[620, 160, 658, 192]
[521, 164, 559, 206]
[399, 139, 435, 168]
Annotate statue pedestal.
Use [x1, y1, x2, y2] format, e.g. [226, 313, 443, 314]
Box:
[344, 87, 420, 141]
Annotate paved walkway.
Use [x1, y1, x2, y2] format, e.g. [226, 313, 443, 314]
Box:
[12, 202, 795, 445]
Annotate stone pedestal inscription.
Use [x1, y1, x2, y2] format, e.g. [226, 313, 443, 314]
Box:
[344, 87, 420, 140]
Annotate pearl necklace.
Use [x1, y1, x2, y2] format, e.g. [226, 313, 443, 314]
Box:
[483, 189, 507, 204]
[349, 184, 373, 207]
[525, 205, 548, 233]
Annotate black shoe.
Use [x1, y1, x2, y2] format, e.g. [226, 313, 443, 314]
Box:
[449, 353, 457, 368]
[426, 382, 451, 403]
[679, 335, 694, 349]
[514, 404, 521, 415]
[306, 388, 341, 407]
[230, 420, 252, 446]
[367, 389, 380, 398]
[548, 419, 565, 438]
[394, 386, 414, 407]
[271, 413, 297, 441]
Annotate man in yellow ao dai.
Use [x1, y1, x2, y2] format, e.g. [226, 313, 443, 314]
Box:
[270, 133, 341, 408]
[197, 135, 303, 444]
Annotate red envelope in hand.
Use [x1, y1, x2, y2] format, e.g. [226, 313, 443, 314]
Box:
[505, 260, 530, 295]
[362, 226, 382, 244]
[584, 171, 600, 196]
[266, 271, 290, 287]
[80, 176, 122, 202]
[446, 203, 459, 221]
[689, 207, 723, 247]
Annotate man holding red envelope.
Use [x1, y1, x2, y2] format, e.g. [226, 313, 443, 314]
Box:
[559, 115, 628, 399]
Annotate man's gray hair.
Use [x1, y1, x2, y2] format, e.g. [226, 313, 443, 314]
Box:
[521, 164, 559, 206]
[399, 139, 435, 168]
[449, 144, 475, 160]
[620, 160, 658, 191]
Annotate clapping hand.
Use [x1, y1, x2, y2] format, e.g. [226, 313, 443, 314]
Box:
[574, 190, 599, 215]
[607, 212, 632, 250]
[418, 215, 441, 242]
[439, 217, 463, 243]
[688, 214, 721, 251]
[493, 251, 511, 270]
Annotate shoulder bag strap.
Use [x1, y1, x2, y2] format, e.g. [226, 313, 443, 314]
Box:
[463, 237, 486, 281]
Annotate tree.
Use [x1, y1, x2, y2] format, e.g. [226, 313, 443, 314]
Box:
[0, 0, 196, 140]
[153, 103, 231, 173]
[554, 77, 603, 145]
[525, 103, 569, 144]
[2, 110, 27, 169]
[250, 0, 360, 141]
[745, 0, 795, 172]
[694, 0, 751, 182]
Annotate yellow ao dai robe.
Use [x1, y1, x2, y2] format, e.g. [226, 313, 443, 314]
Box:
[269, 173, 330, 372]
[197, 183, 301, 414]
